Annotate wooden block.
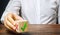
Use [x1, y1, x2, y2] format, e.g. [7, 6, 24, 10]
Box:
[16, 20, 28, 33]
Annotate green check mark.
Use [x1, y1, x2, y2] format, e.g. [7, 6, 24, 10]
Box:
[21, 22, 27, 31]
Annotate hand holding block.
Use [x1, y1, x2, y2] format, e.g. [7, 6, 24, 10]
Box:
[15, 20, 28, 33]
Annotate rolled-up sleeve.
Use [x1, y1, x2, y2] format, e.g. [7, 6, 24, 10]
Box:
[0, 0, 21, 23]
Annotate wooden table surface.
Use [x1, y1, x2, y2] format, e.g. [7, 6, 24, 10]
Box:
[0, 24, 60, 35]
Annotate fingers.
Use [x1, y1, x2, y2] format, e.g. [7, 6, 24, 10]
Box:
[4, 15, 16, 30]
[6, 19, 16, 30]
[4, 21, 12, 30]
[4, 16, 13, 30]
[7, 13, 23, 25]
[7, 16, 15, 25]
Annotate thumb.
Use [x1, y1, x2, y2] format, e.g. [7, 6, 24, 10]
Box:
[13, 14, 23, 20]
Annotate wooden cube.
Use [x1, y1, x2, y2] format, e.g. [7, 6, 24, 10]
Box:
[16, 20, 28, 33]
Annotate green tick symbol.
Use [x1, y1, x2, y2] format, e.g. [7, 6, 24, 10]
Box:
[21, 22, 27, 31]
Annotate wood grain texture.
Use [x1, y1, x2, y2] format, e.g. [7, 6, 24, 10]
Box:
[0, 24, 60, 35]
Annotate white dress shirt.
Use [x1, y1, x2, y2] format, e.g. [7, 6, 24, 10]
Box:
[1, 0, 60, 24]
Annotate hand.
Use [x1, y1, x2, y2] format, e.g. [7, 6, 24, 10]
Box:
[4, 13, 23, 32]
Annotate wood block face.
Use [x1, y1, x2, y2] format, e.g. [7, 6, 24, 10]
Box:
[16, 20, 28, 33]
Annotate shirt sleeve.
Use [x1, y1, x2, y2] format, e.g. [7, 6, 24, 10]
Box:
[0, 0, 21, 23]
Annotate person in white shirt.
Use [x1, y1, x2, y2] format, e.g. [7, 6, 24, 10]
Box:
[0, 0, 60, 32]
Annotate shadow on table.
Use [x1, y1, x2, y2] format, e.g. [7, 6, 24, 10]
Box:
[6, 30, 31, 35]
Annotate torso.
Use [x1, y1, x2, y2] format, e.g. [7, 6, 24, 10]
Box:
[20, 0, 58, 24]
